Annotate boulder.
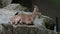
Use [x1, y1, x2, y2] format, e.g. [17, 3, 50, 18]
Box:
[1, 0, 12, 7]
[3, 4, 29, 12]
[0, 23, 57, 34]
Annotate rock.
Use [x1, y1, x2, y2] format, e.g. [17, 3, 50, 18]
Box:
[0, 0, 3, 8]
[0, 3, 57, 34]
[0, 24, 4, 34]
[3, 4, 29, 11]
[0, 9, 58, 34]
[1, 24, 58, 34]
[0, 9, 18, 24]
[1, 0, 12, 7]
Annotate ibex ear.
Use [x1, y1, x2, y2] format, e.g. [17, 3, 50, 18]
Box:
[34, 5, 38, 9]
[33, 5, 39, 12]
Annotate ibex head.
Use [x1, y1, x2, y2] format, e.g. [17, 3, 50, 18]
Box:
[32, 5, 41, 16]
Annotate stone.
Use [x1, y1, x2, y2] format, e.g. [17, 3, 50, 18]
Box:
[3, 4, 29, 11]
[0, 3, 57, 34]
[0, 0, 3, 8]
[0, 9, 58, 34]
[1, 0, 12, 7]
[1, 24, 58, 34]
[0, 9, 18, 24]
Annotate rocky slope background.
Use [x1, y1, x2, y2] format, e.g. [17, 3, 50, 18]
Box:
[0, 0, 59, 34]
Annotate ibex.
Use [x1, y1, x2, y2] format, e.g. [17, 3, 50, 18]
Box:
[9, 5, 41, 25]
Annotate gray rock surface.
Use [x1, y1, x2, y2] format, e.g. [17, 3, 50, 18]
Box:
[0, 3, 58, 34]
[3, 4, 29, 11]
[1, 0, 12, 7]
[0, 9, 17, 24]
[0, 9, 57, 34]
